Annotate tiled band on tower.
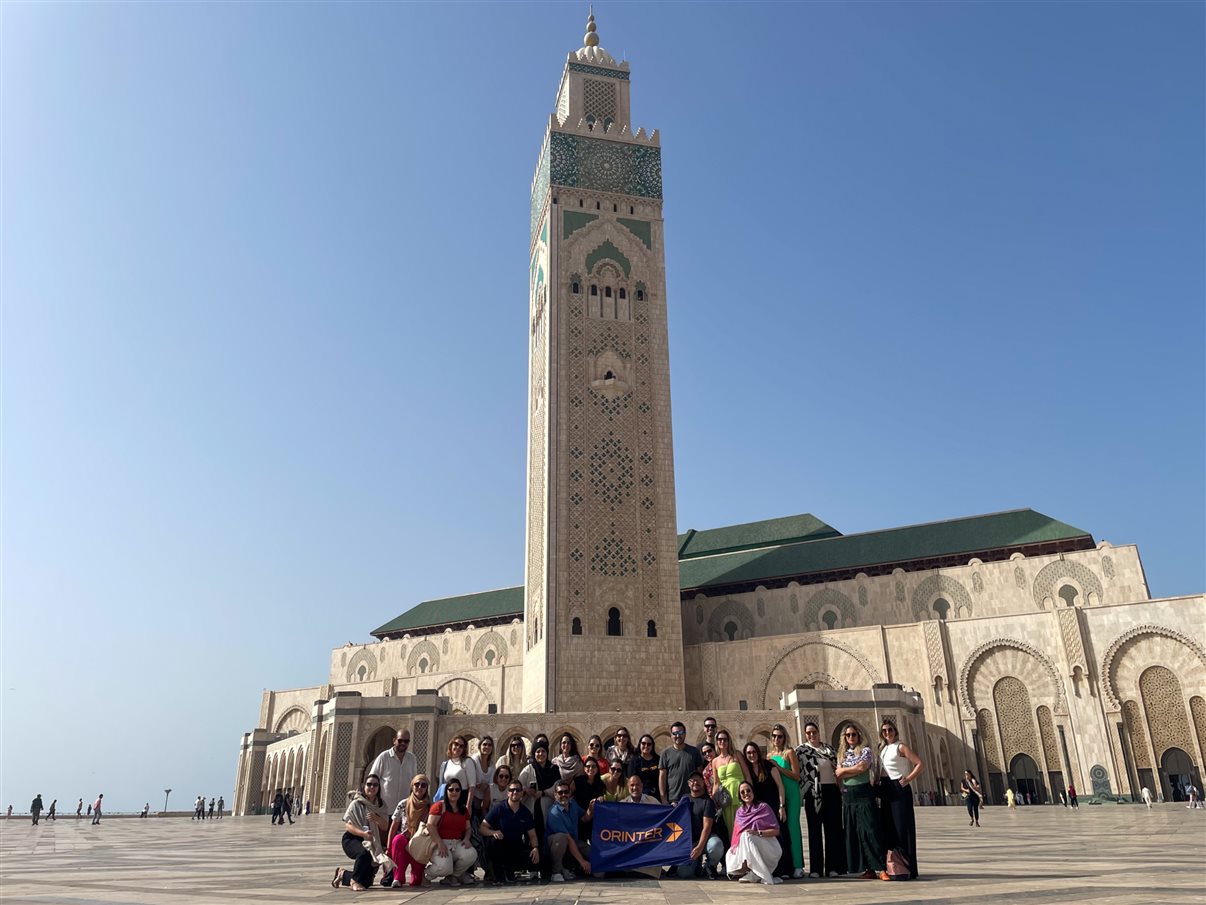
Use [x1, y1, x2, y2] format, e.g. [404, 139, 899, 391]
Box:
[232, 14, 1206, 817]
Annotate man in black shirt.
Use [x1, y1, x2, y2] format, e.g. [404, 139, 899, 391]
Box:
[677, 771, 724, 878]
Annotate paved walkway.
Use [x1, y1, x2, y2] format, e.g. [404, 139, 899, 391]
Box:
[1, 805, 1203, 904]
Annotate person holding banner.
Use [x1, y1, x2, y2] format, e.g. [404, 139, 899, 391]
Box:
[678, 771, 725, 879]
[480, 781, 540, 884]
[574, 759, 606, 814]
[623, 773, 660, 804]
[725, 782, 782, 884]
[546, 782, 594, 881]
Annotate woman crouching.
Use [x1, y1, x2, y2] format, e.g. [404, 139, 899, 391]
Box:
[386, 775, 432, 887]
[332, 774, 390, 891]
[724, 781, 782, 885]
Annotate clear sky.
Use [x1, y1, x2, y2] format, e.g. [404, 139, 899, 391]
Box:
[2, 2, 1202, 813]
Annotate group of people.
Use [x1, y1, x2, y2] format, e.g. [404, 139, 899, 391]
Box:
[28, 795, 104, 825]
[269, 792, 303, 824]
[193, 796, 224, 820]
[330, 716, 927, 889]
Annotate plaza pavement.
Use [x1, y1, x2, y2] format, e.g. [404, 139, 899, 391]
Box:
[1, 804, 1203, 904]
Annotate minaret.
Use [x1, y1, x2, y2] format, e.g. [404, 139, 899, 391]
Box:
[523, 11, 684, 713]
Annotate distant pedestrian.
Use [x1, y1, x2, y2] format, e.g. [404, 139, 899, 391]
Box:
[208, 798, 215, 819]
[76, 799, 83, 818]
[194, 795, 204, 820]
[283, 793, 295, 825]
[1188, 786, 1200, 809]
[960, 770, 982, 827]
[91, 794, 103, 825]
[1067, 784, 1078, 809]
[87, 803, 92, 817]
[216, 796, 225, 819]
[47, 799, 57, 821]
[272, 792, 284, 825]
[305, 799, 311, 815]
[7, 805, 13, 818]
[30, 795, 44, 825]
[1141, 787, 1153, 809]
[141, 803, 150, 818]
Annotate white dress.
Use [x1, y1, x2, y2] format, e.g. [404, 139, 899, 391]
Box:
[724, 807, 782, 883]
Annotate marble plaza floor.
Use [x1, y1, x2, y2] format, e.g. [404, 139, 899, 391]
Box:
[1, 805, 1203, 904]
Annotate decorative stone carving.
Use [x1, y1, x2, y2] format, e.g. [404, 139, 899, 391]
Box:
[1037, 705, 1061, 771]
[1122, 700, 1151, 768]
[993, 676, 1041, 766]
[1032, 560, 1103, 609]
[911, 574, 973, 621]
[1014, 565, 1027, 589]
[707, 599, 754, 642]
[804, 588, 856, 630]
[471, 630, 509, 667]
[1139, 665, 1195, 762]
[436, 676, 494, 715]
[407, 639, 440, 676]
[924, 621, 946, 684]
[1056, 608, 1088, 676]
[346, 648, 378, 684]
[758, 638, 883, 709]
[1100, 625, 1206, 711]
[959, 638, 1069, 718]
[978, 708, 1003, 772]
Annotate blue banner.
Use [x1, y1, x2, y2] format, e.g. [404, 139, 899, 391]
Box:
[590, 800, 693, 871]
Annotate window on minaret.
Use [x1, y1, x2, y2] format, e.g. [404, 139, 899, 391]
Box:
[572, 282, 580, 294]
[1058, 585, 1079, 608]
[571, 617, 582, 635]
[647, 620, 657, 638]
[723, 621, 738, 642]
[604, 286, 612, 298]
[636, 289, 645, 301]
[591, 284, 598, 296]
[607, 607, 622, 636]
[822, 611, 838, 630]
[933, 598, 950, 620]
[618, 288, 626, 300]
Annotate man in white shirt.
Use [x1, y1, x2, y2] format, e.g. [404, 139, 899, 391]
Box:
[1141, 786, 1153, 808]
[369, 730, 418, 815]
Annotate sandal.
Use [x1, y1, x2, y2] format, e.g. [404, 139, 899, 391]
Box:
[331, 868, 342, 889]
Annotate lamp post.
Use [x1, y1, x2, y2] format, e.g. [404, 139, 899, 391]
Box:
[163, 789, 172, 814]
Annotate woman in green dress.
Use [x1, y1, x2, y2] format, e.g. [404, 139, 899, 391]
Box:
[710, 729, 749, 836]
[768, 723, 804, 878]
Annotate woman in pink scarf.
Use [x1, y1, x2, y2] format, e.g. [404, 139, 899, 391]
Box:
[724, 781, 783, 885]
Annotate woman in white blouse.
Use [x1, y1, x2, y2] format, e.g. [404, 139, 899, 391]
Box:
[878, 720, 923, 879]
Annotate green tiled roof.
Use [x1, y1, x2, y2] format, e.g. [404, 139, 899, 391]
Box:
[678, 513, 841, 560]
[678, 509, 1092, 592]
[371, 586, 524, 637]
[371, 509, 1093, 636]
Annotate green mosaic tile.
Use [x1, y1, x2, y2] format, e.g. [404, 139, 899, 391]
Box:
[531, 135, 551, 243]
[549, 132, 662, 200]
[568, 62, 630, 80]
[563, 210, 600, 239]
[617, 217, 652, 249]
[585, 240, 631, 277]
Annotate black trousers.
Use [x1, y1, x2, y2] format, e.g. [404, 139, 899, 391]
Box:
[878, 778, 918, 878]
[966, 793, 980, 822]
[803, 784, 845, 875]
[340, 831, 376, 887]
[485, 836, 532, 881]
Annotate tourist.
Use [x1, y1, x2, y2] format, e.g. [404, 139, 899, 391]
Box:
[659, 720, 704, 804]
[6, 805, 11, 819]
[743, 740, 789, 878]
[87, 803, 92, 817]
[47, 799, 57, 821]
[271, 792, 284, 825]
[386, 774, 431, 888]
[724, 781, 782, 885]
[711, 729, 748, 836]
[878, 719, 923, 879]
[768, 723, 804, 878]
[518, 742, 559, 831]
[836, 726, 887, 880]
[480, 779, 540, 884]
[332, 773, 389, 891]
[196, 795, 206, 821]
[1141, 786, 1153, 808]
[281, 792, 295, 825]
[208, 797, 216, 819]
[585, 735, 609, 772]
[1067, 782, 1079, 809]
[573, 759, 605, 824]
[605, 727, 636, 770]
[471, 736, 496, 815]
[546, 781, 593, 881]
[368, 730, 417, 822]
[426, 779, 478, 886]
[601, 760, 628, 801]
[678, 770, 724, 879]
[1188, 785, 1201, 809]
[632, 734, 661, 800]
[75, 799, 83, 819]
[702, 716, 719, 750]
[797, 721, 844, 877]
[496, 735, 528, 778]
[217, 796, 224, 818]
[141, 803, 149, 818]
[552, 733, 585, 783]
[435, 736, 480, 804]
[489, 766, 514, 811]
[91, 794, 103, 825]
[30, 794, 43, 825]
[961, 770, 983, 826]
[622, 773, 659, 804]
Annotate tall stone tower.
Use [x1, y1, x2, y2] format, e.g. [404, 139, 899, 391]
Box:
[523, 12, 685, 713]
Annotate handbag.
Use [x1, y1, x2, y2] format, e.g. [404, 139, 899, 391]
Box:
[712, 784, 731, 809]
[433, 760, 449, 803]
[406, 821, 437, 864]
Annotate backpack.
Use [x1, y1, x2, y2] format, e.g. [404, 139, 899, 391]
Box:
[885, 849, 911, 880]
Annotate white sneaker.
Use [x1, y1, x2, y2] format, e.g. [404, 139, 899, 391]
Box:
[739, 873, 758, 883]
[827, 870, 840, 877]
[550, 872, 565, 883]
[809, 872, 820, 878]
[763, 877, 783, 885]
[792, 868, 806, 879]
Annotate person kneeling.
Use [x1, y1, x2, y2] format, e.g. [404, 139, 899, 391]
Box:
[678, 771, 725, 879]
[426, 781, 478, 887]
[725, 782, 782, 885]
[546, 782, 593, 882]
[481, 780, 541, 884]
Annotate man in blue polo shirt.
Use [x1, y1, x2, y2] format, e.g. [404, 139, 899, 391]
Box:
[546, 782, 593, 882]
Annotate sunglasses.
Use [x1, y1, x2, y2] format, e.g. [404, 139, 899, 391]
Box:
[365, 782, 379, 787]
[704, 724, 717, 730]
[615, 733, 629, 738]
[510, 742, 523, 748]
[609, 767, 623, 773]
[771, 733, 785, 739]
[844, 733, 860, 739]
[589, 742, 601, 748]
[555, 791, 570, 796]
[507, 788, 524, 793]
[413, 782, 429, 788]
[671, 731, 685, 737]
[640, 740, 652, 746]
[395, 738, 410, 745]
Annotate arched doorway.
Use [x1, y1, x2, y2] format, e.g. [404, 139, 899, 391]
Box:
[1009, 753, 1046, 804]
[361, 726, 395, 783]
[1160, 748, 1197, 802]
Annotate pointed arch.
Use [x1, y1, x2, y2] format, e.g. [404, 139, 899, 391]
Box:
[759, 638, 882, 709]
[435, 676, 494, 715]
[1033, 560, 1104, 609]
[958, 638, 1068, 718]
[911, 574, 973, 620]
[1101, 624, 1206, 711]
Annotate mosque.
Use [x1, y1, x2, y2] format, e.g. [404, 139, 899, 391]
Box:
[232, 14, 1205, 815]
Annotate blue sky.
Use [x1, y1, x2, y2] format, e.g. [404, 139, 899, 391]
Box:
[2, 2, 1201, 813]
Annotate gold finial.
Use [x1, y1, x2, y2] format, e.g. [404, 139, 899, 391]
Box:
[584, 6, 599, 47]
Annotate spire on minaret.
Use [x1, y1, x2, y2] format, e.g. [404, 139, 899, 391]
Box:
[584, 7, 599, 47]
